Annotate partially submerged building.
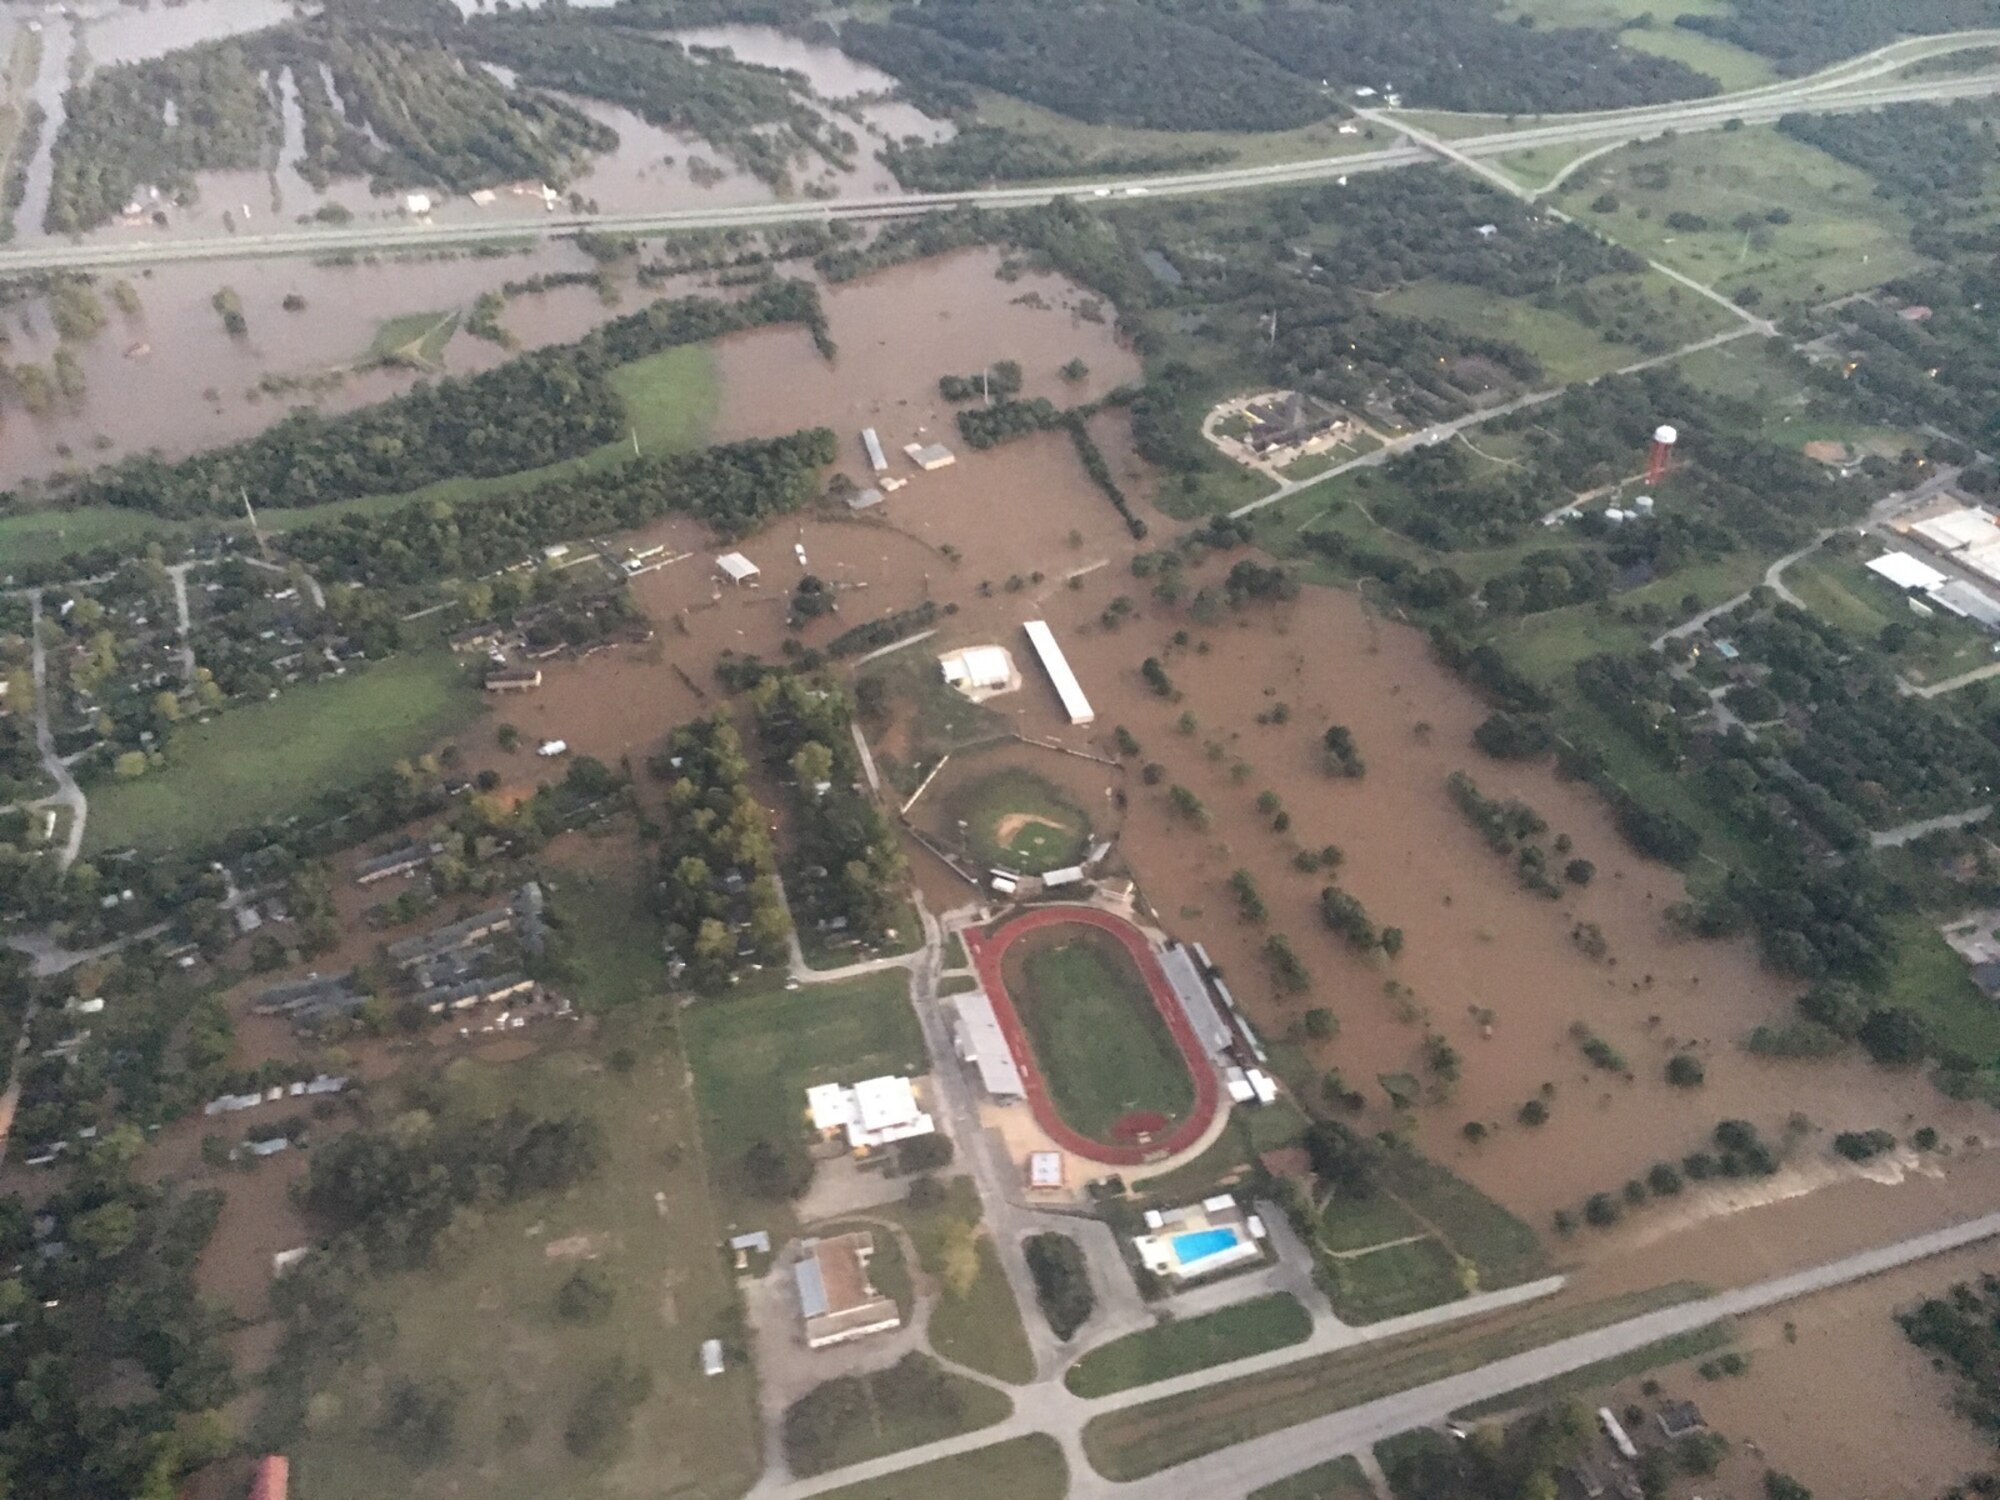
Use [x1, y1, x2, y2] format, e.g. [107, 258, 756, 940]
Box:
[715, 552, 761, 587]
[1022, 620, 1094, 726]
[795, 1231, 901, 1349]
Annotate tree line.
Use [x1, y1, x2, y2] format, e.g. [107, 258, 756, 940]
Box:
[20, 279, 824, 522]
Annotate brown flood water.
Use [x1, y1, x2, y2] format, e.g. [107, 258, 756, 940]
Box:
[416, 249, 1989, 1294]
[0, 241, 633, 490]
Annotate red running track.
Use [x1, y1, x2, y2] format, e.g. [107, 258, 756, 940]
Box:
[963, 905, 1220, 1167]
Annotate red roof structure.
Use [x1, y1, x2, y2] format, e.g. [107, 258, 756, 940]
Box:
[249, 1455, 288, 1500]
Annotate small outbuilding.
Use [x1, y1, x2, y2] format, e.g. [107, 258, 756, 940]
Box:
[716, 552, 761, 586]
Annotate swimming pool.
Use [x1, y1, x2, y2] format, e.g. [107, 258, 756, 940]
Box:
[1171, 1227, 1242, 1266]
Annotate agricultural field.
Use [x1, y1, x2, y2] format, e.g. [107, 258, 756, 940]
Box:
[84, 651, 481, 852]
[1001, 924, 1196, 1143]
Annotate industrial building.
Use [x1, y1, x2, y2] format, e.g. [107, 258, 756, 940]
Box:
[795, 1232, 902, 1349]
[1022, 620, 1095, 725]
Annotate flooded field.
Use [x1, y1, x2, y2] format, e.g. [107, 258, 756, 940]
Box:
[0, 242, 619, 489]
[393, 248, 1992, 1286]
[1580, 1235, 2000, 1499]
[3, 10, 950, 249]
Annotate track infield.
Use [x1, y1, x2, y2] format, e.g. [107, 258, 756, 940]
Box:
[964, 906, 1220, 1166]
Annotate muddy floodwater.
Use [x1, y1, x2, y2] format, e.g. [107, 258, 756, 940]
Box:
[421, 248, 1994, 1294]
[0, 241, 629, 490]
[5, 11, 950, 249]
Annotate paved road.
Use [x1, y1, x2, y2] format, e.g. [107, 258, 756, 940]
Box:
[166, 562, 196, 684]
[771, 1208, 2000, 1499]
[1148, 1208, 2000, 1500]
[2, 52, 1997, 273]
[1871, 804, 1994, 848]
[25, 590, 85, 871]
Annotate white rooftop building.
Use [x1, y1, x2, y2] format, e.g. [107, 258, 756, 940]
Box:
[904, 442, 956, 471]
[952, 991, 1025, 1100]
[1910, 507, 2000, 554]
[1022, 620, 1095, 726]
[806, 1076, 936, 1151]
[862, 427, 889, 473]
[1866, 552, 1949, 592]
[715, 552, 761, 586]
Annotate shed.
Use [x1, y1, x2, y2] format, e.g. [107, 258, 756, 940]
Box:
[862, 427, 889, 473]
[701, 1338, 726, 1377]
[847, 486, 885, 512]
[903, 442, 956, 471]
[1656, 1400, 1706, 1438]
[716, 552, 761, 586]
[1028, 1151, 1064, 1189]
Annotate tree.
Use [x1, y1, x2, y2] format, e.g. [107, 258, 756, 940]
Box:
[1564, 858, 1595, 886]
[741, 1138, 813, 1200]
[1023, 1232, 1094, 1339]
[1665, 1054, 1705, 1088]
[1303, 1007, 1338, 1040]
[113, 750, 148, 779]
[1857, 1007, 1929, 1066]
[791, 740, 835, 789]
[940, 1222, 982, 1299]
[556, 1264, 615, 1323]
[1764, 1474, 1813, 1500]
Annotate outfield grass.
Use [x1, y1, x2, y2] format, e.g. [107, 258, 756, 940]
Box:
[684, 971, 924, 1225]
[948, 766, 1090, 874]
[1064, 1293, 1313, 1396]
[287, 1027, 759, 1500]
[1250, 1455, 1374, 1500]
[881, 1178, 1035, 1385]
[1005, 926, 1196, 1142]
[84, 651, 480, 852]
[810, 1433, 1066, 1500]
[1081, 1282, 1711, 1480]
[1554, 126, 1925, 308]
[1450, 1322, 1731, 1419]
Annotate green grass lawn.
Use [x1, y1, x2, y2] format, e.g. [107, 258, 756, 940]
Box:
[809, 1434, 1067, 1500]
[84, 651, 480, 852]
[1005, 926, 1196, 1142]
[1318, 1189, 1426, 1253]
[948, 766, 1090, 874]
[880, 1178, 1035, 1385]
[1081, 1282, 1709, 1480]
[365, 309, 459, 369]
[972, 89, 1383, 169]
[1554, 126, 1926, 309]
[1378, 1151, 1545, 1289]
[1132, 1100, 1308, 1204]
[1379, 276, 1732, 385]
[1879, 913, 2000, 1059]
[1323, 1237, 1468, 1324]
[785, 1355, 1012, 1477]
[0, 504, 186, 571]
[1450, 1323, 1730, 1419]
[285, 1031, 759, 1500]
[1064, 1293, 1313, 1396]
[1786, 553, 1993, 685]
[1250, 1455, 1375, 1500]
[546, 873, 670, 1013]
[684, 971, 924, 1227]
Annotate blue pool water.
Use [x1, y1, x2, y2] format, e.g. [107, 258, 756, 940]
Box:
[1170, 1227, 1240, 1266]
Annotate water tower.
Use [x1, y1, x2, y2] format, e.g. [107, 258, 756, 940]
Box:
[1647, 424, 1678, 485]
